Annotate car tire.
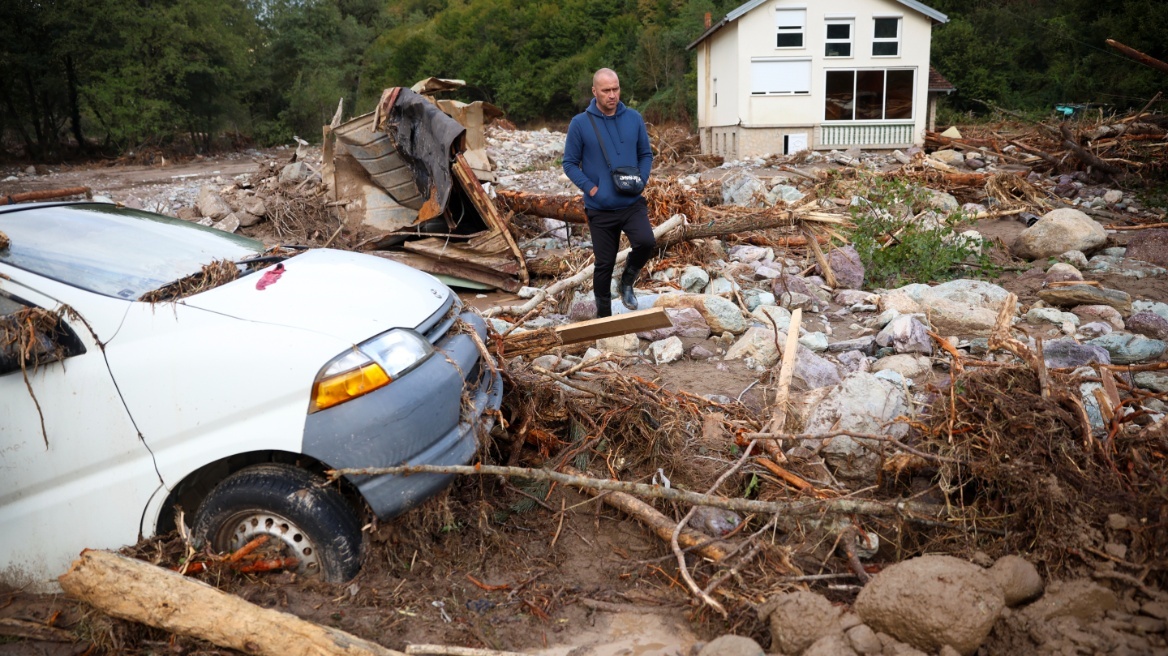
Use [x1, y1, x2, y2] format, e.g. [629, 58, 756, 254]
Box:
[192, 463, 363, 582]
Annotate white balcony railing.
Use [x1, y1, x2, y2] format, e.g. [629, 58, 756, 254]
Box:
[819, 122, 915, 148]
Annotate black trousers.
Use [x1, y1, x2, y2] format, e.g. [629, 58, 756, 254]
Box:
[586, 197, 656, 317]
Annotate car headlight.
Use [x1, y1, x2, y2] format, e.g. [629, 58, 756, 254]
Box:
[309, 329, 433, 413]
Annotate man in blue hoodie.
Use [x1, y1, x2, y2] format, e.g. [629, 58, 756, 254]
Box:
[562, 68, 654, 318]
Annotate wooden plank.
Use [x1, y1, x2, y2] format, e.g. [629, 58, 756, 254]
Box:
[370, 251, 521, 292]
[402, 238, 521, 274]
[554, 307, 672, 345]
[452, 153, 529, 285]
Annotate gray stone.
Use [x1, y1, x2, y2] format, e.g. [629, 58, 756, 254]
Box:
[1072, 305, 1125, 329]
[1133, 300, 1168, 322]
[1044, 262, 1084, 284]
[872, 354, 932, 378]
[1126, 311, 1168, 340]
[772, 273, 816, 299]
[1104, 189, 1123, 204]
[722, 170, 767, 207]
[647, 336, 684, 364]
[1012, 208, 1107, 259]
[918, 280, 1012, 336]
[689, 344, 718, 360]
[988, 555, 1044, 607]
[766, 183, 804, 205]
[778, 291, 820, 312]
[803, 372, 907, 480]
[752, 264, 782, 280]
[680, 266, 710, 293]
[727, 244, 771, 263]
[196, 185, 233, 220]
[855, 555, 1005, 656]
[211, 214, 240, 233]
[655, 294, 747, 334]
[595, 333, 640, 356]
[827, 245, 865, 289]
[1038, 285, 1132, 315]
[706, 276, 739, 296]
[279, 161, 309, 184]
[879, 284, 930, 315]
[827, 336, 877, 355]
[760, 591, 844, 655]
[1043, 339, 1112, 369]
[742, 289, 775, 312]
[803, 633, 858, 656]
[930, 149, 965, 168]
[835, 289, 878, 306]
[241, 196, 267, 217]
[1026, 307, 1080, 327]
[234, 210, 264, 227]
[837, 350, 871, 374]
[846, 624, 883, 655]
[1059, 250, 1090, 268]
[799, 332, 829, 352]
[875, 315, 933, 354]
[568, 291, 599, 321]
[1076, 322, 1113, 339]
[638, 307, 711, 341]
[1134, 372, 1168, 393]
[1085, 254, 1168, 279]
[874, 369, 910, 388]
[1124, 228, 1168, 267]
[697, 635, 764, 656]
[1088, 333, 1167, 364]
[792, 346, 843, 391]
[750, 304, 792, 332]
[725, 327, 780, 367]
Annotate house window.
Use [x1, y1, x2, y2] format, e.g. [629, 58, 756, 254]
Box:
[751, 59, 811, 95]
[873, 17, 901, 56]
[825, 19, 853, 57]
[775, 9, 805, 48]
[713, 78, 717, 107]
[824, 69, 914, 120]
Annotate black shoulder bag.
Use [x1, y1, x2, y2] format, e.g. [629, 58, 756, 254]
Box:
[587, 114, 645, 196]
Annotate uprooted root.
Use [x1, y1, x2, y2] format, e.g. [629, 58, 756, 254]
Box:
[139, 259, 240, 303]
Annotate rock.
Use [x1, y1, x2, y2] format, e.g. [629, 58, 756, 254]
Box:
[647, 336, 684, 364]
[846, 624, 883, 655]
[826, 245, 865, 289]
[1025, 307, 1080, 327]
[1059, 250, 1090, 268]
[1104, 189, 1123, 204]
[791, 346, 843, 391]
[742, 289, 775, 311]
[241, 196, 267, 217]
[1042, 339, 1111, 369]
[196, 185, 233, 220]
[279, 162, 309, 184]
[1124, 228, 1168, 267]
[234, 210, 264, 227]
[760, 591, 844, 655]
[722, 170, 767, 207]
[836, 290, 878, 306]
[1012, 208, 1107, 259]
[697, 635, 764, 656]
[680, 266, 710, 293]
[728, 245, 771, 263]
[766, 184, 804, 205]
[827, 336, 877, 355]
[596, 333, 640, 356]
[1038, 285, 1132, 315]
[638, 307, 711, 341]
[690, 506, 742, 538]
[855, 555, 1005, 656]
[803, 372, 907, 480]
[706, 276, 739, 295]
[725, 327, 780, 367]
[1087, 333, 1167, 364]
[799, 332, 829, 352]
[916, 280, 1011, 336]
[750, 305, 793, 332]
[925, 188, 960, 212]
[930, 149, 965, 168]
[1021, 580, 1117, 622]
[175, 206, 200, 221]
[1044, 262, 1084, 284]
[1072, 304, 1125, 329]
[211, 214, 241, 233]
[1126, 311, 1168, 340]
[778, 291, 821, 312]
[837, 350, 871, 374]
[689, 344, 718, 359]
[988, 555, 1044, 607]
[803, 633, 858, 656]
[875, 315, 932, 354]
[655, 294, 747, 334]
[879, 284, 930, 315]
[872, 354, 931, 378]
[1134, 372, 1168, 393]
[1076, 322, 1113, 339]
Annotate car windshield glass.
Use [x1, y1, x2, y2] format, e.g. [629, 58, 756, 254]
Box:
[0, 203, 263, 299]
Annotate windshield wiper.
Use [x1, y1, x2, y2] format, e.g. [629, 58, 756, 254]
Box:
[235, 244, 309, 269]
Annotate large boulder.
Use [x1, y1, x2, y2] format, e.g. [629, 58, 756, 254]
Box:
[826, 245, 865, 290]
[1012, 208, 1107, 259]
[196, 185, 233, 220]
[655, 294, 747, 334]
[855, 555, 1005, 656]
[722, 170, 767, 207]
[791, 346, 843, 391]
[1042, 339, 1111, 369]
[724, 327, 780, 367]
[1123, 228, 1168, 267]
[803, 372, 908, 480]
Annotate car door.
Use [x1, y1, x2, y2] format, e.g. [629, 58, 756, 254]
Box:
[0, 277, 161, 590]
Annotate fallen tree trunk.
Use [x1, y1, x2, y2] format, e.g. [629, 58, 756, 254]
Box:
[59, 550, 406, 656]
[496, 190, 587, 224]
[1106, 39, 1168, 75]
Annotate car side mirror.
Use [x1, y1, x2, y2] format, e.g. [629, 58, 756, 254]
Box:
[0, 308, 87, 376]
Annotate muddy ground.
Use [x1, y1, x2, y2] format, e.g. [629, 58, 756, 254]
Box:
[1, 137, 1167, 656]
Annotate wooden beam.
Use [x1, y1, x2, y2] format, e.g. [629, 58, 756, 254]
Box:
[555, 307, 672, 345]
[452, 153, 528, 285]
[370, 251, 521, 292]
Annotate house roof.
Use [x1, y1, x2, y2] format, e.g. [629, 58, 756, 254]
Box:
[928, 66, 956, 93]
[686, 0, 949, 50]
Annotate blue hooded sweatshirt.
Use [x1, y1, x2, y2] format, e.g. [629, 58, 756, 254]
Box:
[562, 99, 653, 212]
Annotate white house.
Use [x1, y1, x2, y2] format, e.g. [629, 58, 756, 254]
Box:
[686, 0, 949, 158]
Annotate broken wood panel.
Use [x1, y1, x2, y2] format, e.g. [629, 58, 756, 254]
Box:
[370, 251, 521, 292]
[59, 550, 405, 656]
[555, 308, 672, 345]
[452, 153, 528, 286]
[402, 238, 521, 275]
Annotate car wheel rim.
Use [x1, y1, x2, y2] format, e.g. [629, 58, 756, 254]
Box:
[219, 511, 322, 575]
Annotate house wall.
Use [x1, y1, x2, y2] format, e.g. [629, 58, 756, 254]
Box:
[698, 0, 936, 157]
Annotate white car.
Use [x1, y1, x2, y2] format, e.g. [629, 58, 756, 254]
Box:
[0, 202, 502, 589]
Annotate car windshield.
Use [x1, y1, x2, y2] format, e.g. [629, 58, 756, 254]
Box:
[0, 203, 264, 299]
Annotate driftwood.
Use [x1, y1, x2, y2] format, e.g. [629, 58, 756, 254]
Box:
[1060, 123, 1123, 177]
[59, 550, 405, 656]
[496, 190, 587, 224]
[1106, 39, 1168, 75]
[498, 308, 672, 357]
[0, 186, 91, 205]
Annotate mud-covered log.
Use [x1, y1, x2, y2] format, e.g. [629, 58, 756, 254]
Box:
[496, 190, 587, 224]
[657, 210, 801, 247]
[59, 550, 405, 656]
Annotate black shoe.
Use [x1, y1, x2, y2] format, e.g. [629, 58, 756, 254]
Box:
[619, 270, 638, 310]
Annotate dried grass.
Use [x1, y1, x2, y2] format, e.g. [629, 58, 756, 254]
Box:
[139, 259, 240, 303]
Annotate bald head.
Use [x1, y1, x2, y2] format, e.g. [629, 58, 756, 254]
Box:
[591, 68, 621, 116]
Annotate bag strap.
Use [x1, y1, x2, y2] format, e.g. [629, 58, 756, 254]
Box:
[586, 113, 615, 173]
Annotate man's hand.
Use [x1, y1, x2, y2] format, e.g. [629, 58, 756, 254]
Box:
[589, 186, 598, 197]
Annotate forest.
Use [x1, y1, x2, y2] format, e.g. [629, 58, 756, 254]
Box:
[1, 0, 1165, 158]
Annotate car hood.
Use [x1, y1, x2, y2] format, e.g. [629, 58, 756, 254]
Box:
[182, 249, 451, 343]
